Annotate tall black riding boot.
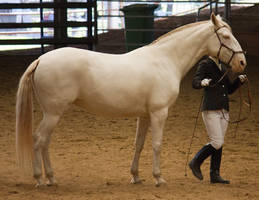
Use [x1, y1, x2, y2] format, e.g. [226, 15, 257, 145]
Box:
[210, 147, 230, 184]
[189, 144, 216, 180]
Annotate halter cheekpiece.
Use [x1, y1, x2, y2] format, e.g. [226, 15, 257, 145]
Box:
[215, 25, 246, 66]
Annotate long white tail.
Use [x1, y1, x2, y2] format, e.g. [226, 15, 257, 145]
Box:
[16, 59, 39, 172]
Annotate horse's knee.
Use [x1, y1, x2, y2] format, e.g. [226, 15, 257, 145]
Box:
[152, 142, 162, 153]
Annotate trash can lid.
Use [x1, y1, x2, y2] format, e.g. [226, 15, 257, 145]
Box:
[120, 4, 159, 12]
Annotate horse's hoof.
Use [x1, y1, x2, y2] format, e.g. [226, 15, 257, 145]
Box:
[130, 177, 142, 184]
[35, 183, 45, 188]
[46, 180, 58, 187]
[155, 178, 166, 187]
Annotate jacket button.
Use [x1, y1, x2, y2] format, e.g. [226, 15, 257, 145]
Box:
[222, 85, 225, 88]
[223, 94, 226, 97]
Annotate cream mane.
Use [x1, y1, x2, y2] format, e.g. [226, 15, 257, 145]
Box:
[150, 18, 231, 45]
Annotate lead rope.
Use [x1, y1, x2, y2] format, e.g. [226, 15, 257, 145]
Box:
[220, 78, 252, 134]
[233, 87, 242, 138]
[184, 95, 203, 177]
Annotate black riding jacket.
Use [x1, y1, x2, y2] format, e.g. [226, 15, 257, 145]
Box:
[192, 58, 242, 111]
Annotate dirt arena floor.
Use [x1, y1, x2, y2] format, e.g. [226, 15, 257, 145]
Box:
[0, 53, 258, 200]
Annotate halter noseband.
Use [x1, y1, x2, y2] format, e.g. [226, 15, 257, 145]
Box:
[215, 25, 246, 66]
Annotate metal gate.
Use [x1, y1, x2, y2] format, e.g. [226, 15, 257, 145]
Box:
[0, 0, 98, 53]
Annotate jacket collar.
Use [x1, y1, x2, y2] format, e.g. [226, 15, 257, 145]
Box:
[209, 56, 222, 71]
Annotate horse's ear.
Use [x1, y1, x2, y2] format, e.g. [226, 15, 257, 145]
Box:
[211, 12, 220, 27]
[216, 14, 222, 20]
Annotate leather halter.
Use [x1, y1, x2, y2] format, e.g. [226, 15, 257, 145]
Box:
[208, 27, 251, 124]
[215, 25, 246, 66]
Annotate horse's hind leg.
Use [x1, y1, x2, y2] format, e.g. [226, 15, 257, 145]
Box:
[33, 113, 60, 187]
[150, 108, 168, 187]
[130, 117, 149, 184]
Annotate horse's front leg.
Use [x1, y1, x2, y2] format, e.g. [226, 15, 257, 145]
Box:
[130, 117, 150, 184]
[150, 108, 168, 187]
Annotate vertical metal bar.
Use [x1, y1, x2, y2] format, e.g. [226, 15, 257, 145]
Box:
[215, 0, 218, 15]
[54, 0, 67, 49]
[61, 0, 67, 44]
[209, 0, 212, 14]
[107, 0, 111, 29]
[87, 0, 93, 50]
[40, 0, 44, 54]
[54, 0, 59, 49]
[94, 0, 98, 44]
[224, 0, 231, 23]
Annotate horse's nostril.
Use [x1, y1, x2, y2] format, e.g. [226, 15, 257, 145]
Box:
[240, 60, 245, 66]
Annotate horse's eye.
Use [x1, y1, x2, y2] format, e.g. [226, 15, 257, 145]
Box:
[222, 33, 230, 39]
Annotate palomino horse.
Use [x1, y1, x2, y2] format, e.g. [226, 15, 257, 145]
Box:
[16, 13, 246, 187]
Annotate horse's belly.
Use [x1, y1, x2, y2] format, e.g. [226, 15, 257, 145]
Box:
[74, 69, 151, 117]
[74, 96, 148, 117]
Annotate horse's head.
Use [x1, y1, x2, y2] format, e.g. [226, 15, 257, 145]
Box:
[207, 13, 246, 73]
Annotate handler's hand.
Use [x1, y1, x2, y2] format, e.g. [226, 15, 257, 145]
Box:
[238, 75, 247, 83]
[201, 78, 212, 87]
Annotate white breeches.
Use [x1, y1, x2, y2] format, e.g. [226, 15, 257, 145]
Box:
[202, 109, 229, 150]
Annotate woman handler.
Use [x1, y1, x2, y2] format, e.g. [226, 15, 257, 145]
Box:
[189, 56, 247, 184]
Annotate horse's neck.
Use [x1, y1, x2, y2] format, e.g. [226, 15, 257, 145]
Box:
[152, 22, 212, 79]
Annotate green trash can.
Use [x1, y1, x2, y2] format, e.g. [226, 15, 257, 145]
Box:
[120, 4, 158, 52]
